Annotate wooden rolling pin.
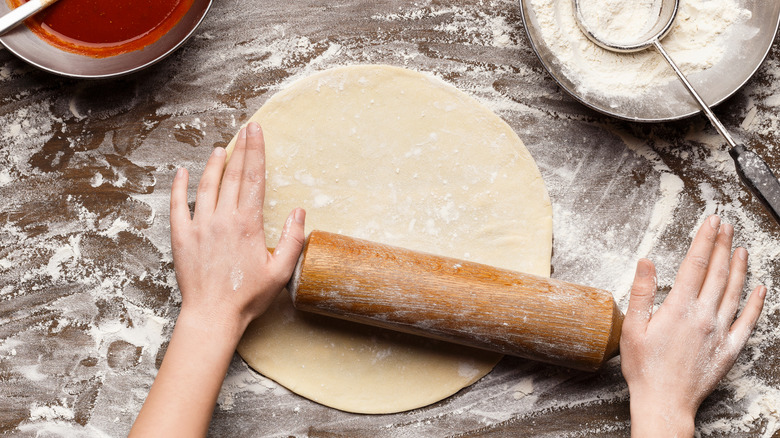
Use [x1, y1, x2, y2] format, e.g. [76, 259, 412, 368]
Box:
[288, 230, 623, 372]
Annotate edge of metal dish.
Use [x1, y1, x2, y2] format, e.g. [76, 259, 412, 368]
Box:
[0, 0, 213, 79]
[518, 0, 780, 123]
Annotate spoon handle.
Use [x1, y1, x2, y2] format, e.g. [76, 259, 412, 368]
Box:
[653, 40, 780, 225]
[730, 145, 780, 224]
[0, 0, 46, 36]
[652, 40, 738, 148]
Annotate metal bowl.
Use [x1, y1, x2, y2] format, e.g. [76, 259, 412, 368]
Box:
[0, 0, 212, 79]
[519, 0, 780, 122]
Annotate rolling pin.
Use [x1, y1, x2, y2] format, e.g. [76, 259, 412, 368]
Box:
[288, 230, 623, 372]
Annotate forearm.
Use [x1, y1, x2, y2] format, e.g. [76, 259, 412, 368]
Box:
[130, 309, 244, 438]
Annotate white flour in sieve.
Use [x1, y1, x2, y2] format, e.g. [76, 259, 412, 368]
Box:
[576, 0, 661, 45]
[529, 0, 752, 98]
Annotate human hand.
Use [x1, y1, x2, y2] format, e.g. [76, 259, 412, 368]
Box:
[131, 122, 305, 438]
[169, 121, 306, 341]
[621, 215, 766, 437]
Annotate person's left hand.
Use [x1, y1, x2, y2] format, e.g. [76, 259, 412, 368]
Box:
[169, 121, 306, 340]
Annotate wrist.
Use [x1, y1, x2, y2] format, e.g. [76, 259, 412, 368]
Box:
[176, 305, 248, 350]
[629, 393, 696, 438]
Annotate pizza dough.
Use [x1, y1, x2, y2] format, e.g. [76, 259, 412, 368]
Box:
[229, 65, 552, 414]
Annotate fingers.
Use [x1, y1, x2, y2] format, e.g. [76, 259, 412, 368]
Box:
[170, 168, 192, 244]
[237, 123, 266, 213]
[671, 215, 721, 301]
[270, 208, 306, 285]
[625, 258, 657, 333]
[217, 127, 248, 212]
[717, 247, 748, 322]
[218, 122, 266, 215]
[698, 223, 735, 306]
[194, 147, 227, 218]
[728, 285, 766, 350]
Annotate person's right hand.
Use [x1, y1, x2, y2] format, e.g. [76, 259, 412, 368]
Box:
[621, 215, 766, 437]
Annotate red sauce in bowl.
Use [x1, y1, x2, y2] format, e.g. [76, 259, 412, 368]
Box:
[7, 0, 195, 58]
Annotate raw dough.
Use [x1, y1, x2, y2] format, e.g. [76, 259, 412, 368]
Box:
[229, 65, 552, 414]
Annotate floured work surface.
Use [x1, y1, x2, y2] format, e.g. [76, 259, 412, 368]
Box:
[1, 0, 779, 436]
[231, 65, 553, 414]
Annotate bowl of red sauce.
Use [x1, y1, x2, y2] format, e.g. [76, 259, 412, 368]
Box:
[0, 0, 212, 78]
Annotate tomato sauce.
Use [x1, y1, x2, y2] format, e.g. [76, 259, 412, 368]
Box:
[7, 0, 195, 58]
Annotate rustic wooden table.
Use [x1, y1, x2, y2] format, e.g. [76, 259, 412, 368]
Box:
[1, 0, 779, 436]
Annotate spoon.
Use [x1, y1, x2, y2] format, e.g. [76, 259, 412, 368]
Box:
[0, 0, 60, 36]
[573, 0, 780, 225]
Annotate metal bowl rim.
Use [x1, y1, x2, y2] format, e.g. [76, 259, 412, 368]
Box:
[0, 0, 213, 79]
[518, 0, 780, 123]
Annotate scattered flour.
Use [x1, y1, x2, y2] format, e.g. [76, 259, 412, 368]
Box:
[511, 377, 534, 399]
[45, 235, 82, 281]
[0, 168, 12, 186]
[29, 403, 75, 421]
[312, 193, 334, 208]
[90, 172, 105, 187]
[101, 218, 131, 239]
[231, 267, 244, 291]
[18, 364, 48, 382]
[458, 361, 480, 380]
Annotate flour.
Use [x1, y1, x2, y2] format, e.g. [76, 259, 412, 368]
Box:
[529, 0, 752, 98]
[29, 403, 76, 421]
[231, 267, 244, 291]
[576, 0, 661, 45]
[511, 377, 534, 399]
[101, 218, 131, 239]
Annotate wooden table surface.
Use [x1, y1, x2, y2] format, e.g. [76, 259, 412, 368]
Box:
[1, 0, 779, 436]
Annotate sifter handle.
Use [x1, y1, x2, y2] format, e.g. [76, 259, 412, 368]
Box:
[730, 144, 780, 225]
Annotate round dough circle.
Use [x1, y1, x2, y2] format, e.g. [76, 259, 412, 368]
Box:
[231, 65, 552, 414]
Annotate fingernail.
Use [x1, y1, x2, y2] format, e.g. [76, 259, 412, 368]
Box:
[723, 223, 734, 237]
[737, 247, 748, 261]
[176, 168, 186, 179]
[759, 286, 767, 299]
[213, 147, 226, 157]
[709, 215, 721, 229]
[247, 122, 261, 137]
[294, 208, 306, 224]
[637, 260, 651, 277]
[239, 127, 247, 139]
